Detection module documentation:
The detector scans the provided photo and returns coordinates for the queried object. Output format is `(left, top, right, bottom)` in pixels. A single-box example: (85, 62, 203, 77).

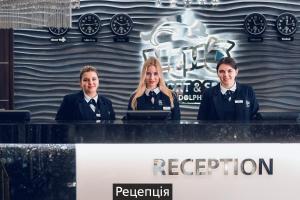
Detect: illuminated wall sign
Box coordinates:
(141, 11, 235, 104)
(77, 144, 300, 200)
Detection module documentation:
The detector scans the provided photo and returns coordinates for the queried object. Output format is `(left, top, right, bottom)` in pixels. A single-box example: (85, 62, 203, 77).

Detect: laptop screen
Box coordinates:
(126, 110, 171, 120)
(0, 110, 31, 123)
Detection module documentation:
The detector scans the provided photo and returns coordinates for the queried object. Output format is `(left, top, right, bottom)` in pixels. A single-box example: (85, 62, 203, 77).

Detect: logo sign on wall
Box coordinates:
(141, 11, 235, 104)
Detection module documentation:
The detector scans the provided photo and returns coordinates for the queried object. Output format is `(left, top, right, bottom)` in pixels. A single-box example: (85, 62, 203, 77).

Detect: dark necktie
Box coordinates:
(88, 99, 98, 112)
(88, 99, 101, 120)
(225, 90, 232, 102)
(149, 91, 156, 104)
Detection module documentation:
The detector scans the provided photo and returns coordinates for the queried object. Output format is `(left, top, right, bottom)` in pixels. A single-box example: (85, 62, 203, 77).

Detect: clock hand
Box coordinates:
(115, 21, 128, 26)
(253, 19, 258, 25)
(254, 20, 264, 26)
(285, 19, 289, 25)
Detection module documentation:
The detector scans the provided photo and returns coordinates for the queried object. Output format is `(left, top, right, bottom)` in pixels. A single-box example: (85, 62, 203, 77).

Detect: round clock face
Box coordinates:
(244, 13, 267, 36)
(48, 27, 69, 36)
(110, 14, 133, 36)
(78, 13, 101, 36)
(276, 13, 297, 36)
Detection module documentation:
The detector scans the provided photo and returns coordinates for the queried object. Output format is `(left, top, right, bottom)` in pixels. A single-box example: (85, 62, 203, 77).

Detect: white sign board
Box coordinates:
(76, 144, 300, 200)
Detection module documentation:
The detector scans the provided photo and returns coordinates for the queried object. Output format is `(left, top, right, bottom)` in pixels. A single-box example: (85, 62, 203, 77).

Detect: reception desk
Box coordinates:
(0, 120, 300, 200)
(0, 119, 300, 143)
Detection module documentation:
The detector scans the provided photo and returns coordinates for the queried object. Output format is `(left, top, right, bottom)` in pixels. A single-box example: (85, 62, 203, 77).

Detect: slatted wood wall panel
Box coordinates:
(13, 0, 300, 120)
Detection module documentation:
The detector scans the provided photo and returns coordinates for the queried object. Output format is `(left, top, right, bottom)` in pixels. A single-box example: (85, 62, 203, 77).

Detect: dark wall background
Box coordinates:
(13, 0, 300, 120)
(0, 29, 13, 110)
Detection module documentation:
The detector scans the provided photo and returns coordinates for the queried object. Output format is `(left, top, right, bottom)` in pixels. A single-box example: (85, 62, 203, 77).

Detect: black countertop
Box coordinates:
(0, 119, 299, 200)
(0, 120, 300, 143)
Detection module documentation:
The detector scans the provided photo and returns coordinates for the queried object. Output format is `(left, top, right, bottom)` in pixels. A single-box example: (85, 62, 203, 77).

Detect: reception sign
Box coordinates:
(76, 144, 300, 200)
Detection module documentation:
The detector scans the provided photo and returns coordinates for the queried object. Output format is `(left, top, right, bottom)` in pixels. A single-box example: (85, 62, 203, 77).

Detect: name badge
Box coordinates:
(246, 100, 250, 108)
(158, 100, 163, 106)
(163, 106, 171, 111)
(235, 100, 243, 104)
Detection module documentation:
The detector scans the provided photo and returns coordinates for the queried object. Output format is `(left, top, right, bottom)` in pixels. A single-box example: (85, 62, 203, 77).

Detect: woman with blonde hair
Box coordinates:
(128, 57, 180, 120)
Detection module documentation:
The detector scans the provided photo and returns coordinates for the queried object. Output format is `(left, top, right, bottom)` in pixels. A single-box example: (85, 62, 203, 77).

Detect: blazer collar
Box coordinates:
(83, 92, 98, 104)
(220, 82, 237, 95)
(145, 87, 160, 96)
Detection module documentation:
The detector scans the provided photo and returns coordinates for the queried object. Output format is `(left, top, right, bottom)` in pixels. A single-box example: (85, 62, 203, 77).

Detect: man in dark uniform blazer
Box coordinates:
(56, 65, 115, 121)
(197, 57, 259, 121)
(56, 90, 115, 121)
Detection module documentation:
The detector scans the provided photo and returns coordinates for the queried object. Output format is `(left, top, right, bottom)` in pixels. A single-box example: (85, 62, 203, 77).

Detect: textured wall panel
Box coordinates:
(14, 0, 300, 120)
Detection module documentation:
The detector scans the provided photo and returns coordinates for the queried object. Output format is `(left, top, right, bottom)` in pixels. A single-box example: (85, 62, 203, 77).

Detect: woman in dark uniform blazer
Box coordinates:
(197, 57, 259, 121)
(128, 57, 180, 120)
(56, 65, 115, 121)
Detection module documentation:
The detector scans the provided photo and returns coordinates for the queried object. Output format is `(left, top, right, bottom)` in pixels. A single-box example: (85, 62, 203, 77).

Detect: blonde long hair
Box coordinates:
(131, 57, 174, 110)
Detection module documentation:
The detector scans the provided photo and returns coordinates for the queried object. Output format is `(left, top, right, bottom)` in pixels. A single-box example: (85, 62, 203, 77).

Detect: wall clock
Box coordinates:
(78, 13, 101, 36)
(276, 13, 297, 36)
(110, 14, 133, 36)
(244, 13, 267, 36)
(48, 27, 69, 36)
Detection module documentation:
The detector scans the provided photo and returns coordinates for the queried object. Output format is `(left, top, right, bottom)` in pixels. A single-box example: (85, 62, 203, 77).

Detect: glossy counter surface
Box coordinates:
(0, 120, 299, 143)
(1, 119, 300, 200)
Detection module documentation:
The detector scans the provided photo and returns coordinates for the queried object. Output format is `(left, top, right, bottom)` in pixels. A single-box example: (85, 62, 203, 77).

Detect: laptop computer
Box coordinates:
(126, 110, 171, 120)
(0, 110, 31, 123)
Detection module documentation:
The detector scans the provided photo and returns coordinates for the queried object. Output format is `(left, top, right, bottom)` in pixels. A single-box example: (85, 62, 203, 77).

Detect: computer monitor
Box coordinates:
(259, 112, 300, 121)
(0, 110, 31, 123)
(126, 110, 171, 120)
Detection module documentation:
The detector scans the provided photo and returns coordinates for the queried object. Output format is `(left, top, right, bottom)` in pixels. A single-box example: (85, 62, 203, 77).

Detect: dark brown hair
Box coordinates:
(216, 57, 237, 71)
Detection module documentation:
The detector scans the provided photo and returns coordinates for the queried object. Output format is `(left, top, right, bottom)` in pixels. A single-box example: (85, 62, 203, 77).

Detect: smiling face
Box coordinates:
(80, 71, 99, 97)
(145, 65, 160, 90)
(217, 63, 238, 89)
